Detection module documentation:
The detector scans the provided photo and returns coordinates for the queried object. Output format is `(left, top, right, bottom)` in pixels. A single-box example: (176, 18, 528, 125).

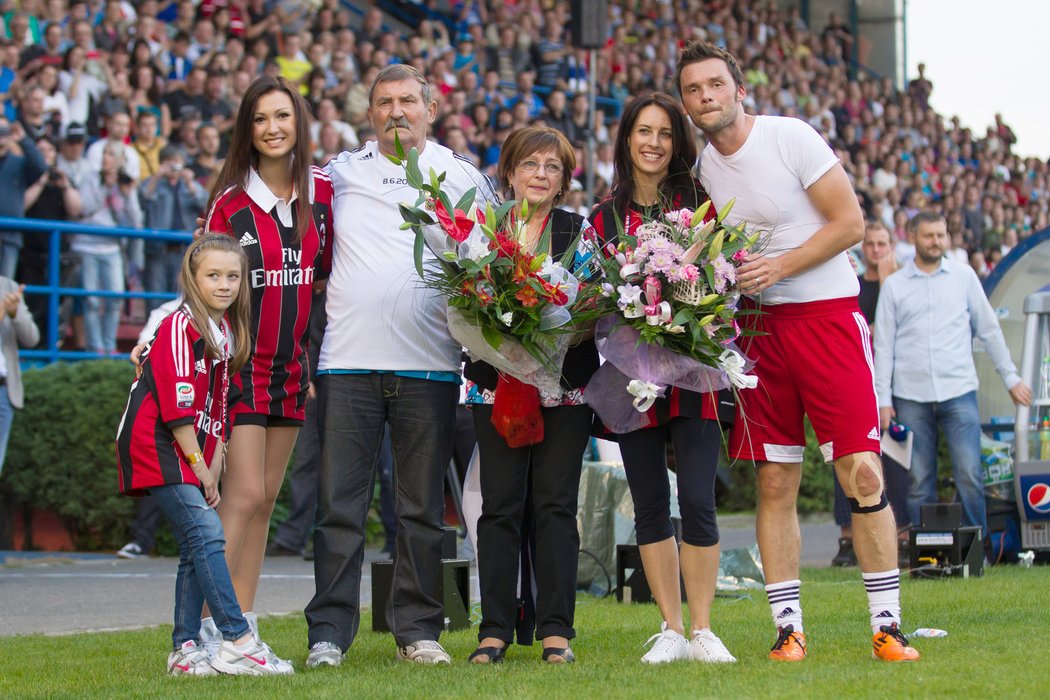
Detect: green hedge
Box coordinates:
(2, 360, 138, 549)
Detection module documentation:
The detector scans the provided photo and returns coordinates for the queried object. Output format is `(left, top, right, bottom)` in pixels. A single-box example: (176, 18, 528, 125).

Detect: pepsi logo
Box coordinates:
(1027, 482, 1050, 514)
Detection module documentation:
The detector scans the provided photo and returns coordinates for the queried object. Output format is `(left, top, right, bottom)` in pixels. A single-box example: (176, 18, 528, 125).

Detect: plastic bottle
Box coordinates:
(1041, 416, 1050, 460)
(1041, 356, 1050, 401)
(909, 628, 948, 638)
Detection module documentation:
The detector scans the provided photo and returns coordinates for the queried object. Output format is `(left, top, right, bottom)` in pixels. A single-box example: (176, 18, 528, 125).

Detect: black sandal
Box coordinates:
(469, 646, 506, 664)
(541, 647, 575, 664)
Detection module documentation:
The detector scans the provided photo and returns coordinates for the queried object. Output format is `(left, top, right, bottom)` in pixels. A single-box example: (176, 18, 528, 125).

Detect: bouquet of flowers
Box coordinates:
(585, 199, 761, 433)
(388, 135, 601, 445)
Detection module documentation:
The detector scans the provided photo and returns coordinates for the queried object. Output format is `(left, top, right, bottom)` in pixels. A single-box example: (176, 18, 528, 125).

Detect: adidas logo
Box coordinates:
(875, 610, 895, 619)
(360, 151, 374, 161)
(868, 426, 880, 440)
(239, 231, 258, 247)
(775, 607, 795, 620)
(195, 359, 208, 374)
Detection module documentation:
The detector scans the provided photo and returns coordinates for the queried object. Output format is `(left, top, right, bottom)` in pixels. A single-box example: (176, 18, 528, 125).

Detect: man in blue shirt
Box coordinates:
(0, 118, 47, 278)
(874, 210, 1032, 533)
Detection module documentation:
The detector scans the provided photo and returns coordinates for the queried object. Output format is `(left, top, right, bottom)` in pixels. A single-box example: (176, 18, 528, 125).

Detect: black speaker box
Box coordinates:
(570, 0, 608, 49)
(371, 558, 470, 632)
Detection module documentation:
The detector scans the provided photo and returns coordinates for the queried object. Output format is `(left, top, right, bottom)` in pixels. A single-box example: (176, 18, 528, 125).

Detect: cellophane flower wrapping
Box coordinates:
(585, 199, 761, 428)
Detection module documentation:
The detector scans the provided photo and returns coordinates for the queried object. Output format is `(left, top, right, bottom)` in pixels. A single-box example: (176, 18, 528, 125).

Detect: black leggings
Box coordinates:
(618, 417, 722, 547)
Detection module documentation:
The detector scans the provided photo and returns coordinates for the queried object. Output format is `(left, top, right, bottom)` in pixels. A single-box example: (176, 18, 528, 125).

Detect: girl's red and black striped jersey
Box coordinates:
(116, 309, 230, 496)
(589, 187, 735, 429)
(205, 166, 334, 420)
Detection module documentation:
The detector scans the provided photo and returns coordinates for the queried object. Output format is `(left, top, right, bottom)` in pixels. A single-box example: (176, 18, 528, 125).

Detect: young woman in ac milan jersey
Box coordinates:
(589, 93, 735, 665)
(116, 234, 290, 676)
(197, 75, 333, 664)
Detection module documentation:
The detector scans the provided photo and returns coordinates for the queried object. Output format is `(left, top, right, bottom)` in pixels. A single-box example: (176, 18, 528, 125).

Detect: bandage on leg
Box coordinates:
(843, 452, 888, 513)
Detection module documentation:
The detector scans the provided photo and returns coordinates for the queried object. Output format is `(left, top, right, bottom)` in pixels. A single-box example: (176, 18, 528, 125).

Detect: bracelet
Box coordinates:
(185, 450, 204, 466)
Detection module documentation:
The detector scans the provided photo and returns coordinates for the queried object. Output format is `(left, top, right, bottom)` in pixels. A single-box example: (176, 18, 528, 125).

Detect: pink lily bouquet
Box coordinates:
(585, 199, 762, 433)
(388, 135, 601, 397)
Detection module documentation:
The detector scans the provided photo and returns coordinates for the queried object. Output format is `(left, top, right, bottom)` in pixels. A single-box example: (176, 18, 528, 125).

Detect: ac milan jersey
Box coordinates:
(116, 309, 230, 496)
(205, 166, 334, 419)
(589, 191, 733, 428)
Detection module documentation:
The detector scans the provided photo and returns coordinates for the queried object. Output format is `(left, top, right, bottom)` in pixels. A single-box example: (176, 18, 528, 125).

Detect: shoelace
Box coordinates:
(771, 625, 801, 651)
(878, 624, 911, 647)
(643, 629, 681, 653)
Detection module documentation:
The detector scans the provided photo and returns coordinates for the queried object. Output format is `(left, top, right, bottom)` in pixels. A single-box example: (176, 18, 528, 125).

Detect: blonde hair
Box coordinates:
(177, 234, 252, 373)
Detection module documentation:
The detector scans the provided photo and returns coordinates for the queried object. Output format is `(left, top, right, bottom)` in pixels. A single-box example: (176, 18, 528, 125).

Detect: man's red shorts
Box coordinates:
(728, 296, 881, 464)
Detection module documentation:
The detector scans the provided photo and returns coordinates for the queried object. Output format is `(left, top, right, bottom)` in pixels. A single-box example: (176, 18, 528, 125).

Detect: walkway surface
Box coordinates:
(0, 516, 839, 637)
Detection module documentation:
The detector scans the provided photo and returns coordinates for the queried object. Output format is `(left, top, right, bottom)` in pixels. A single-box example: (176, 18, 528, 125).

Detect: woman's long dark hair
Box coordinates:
(610, 92, 698, 216)
(206, 75, 313, 241)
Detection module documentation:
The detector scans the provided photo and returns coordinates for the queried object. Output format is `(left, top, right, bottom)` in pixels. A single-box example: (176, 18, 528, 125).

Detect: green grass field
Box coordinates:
(1, 566, 1046, 699)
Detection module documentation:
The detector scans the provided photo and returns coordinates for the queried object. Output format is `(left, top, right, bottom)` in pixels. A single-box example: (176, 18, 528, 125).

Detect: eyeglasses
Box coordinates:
(518, 160, 564, 174)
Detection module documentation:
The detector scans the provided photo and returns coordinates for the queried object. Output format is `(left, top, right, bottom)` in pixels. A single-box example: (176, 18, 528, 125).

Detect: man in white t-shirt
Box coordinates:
(678, 41, 919, 663)
(304, 64, 498, 669)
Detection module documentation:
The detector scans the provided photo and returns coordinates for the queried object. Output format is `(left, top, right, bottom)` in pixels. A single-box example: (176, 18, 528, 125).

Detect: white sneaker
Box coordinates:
(198, 617, 221, 659)
(117, 542, 145, 559)
(397, 640, 451, 664)
(689, 628, 737, 663)
(306, 641, 344, 668)
(167, 640, 217, 676)
(244, 612, 295, 673)
(210, 638, 295, 676)
(641, 622, 690, 664)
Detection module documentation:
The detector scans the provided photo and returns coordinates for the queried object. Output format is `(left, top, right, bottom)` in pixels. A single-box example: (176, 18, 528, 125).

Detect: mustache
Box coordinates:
(384, 117, 411, 131)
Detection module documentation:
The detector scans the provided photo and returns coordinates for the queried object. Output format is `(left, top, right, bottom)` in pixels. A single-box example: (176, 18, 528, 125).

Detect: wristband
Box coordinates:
(185, 450, 204, 466)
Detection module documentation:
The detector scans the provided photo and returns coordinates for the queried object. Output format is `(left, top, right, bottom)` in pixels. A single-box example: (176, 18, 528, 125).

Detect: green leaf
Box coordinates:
(454, 187, 477, 215)
(480, 324, 503, 350)
(404, 147, 421, 188)
(413, 228, 426, 278)
(394, 130, 405, 161)
(385, 153, 403, 166)
(671, 309, 694, 326)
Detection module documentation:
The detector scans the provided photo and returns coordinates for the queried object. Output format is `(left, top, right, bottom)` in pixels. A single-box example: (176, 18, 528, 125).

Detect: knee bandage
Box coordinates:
(845, 452, 888, 514)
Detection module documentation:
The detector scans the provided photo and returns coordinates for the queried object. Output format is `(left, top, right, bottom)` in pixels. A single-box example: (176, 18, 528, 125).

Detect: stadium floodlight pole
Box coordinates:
(585, 47, 596, 208)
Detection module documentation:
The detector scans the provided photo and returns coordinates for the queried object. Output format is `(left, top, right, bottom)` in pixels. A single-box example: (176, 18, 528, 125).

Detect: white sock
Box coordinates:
(199, 616, 220, 641)
(243, 611, 258, 640)
(765, 579, 803, 632)
(862, 569, 902, 633)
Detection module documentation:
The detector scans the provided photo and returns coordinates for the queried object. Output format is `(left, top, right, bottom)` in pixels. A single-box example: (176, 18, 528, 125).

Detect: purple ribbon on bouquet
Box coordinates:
(585, 316, 749, 434)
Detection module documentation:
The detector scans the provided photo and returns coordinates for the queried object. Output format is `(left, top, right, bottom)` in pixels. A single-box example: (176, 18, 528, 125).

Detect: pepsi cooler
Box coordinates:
(1012, 291, 1050, 550)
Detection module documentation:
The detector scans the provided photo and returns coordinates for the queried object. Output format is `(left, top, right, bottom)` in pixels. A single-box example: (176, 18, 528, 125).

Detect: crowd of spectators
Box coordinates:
(1, 0, 1047, 350)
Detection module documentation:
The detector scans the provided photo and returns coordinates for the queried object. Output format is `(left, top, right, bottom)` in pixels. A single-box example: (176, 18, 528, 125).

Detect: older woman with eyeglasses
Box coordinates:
(464, 126, 599, 665)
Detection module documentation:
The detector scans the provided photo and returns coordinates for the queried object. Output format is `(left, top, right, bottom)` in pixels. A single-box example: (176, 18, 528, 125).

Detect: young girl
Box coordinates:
(116, 235, 291, 676)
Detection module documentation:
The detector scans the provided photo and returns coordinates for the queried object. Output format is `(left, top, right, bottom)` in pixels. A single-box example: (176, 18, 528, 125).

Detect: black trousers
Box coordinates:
(472, 403, 592, 644)
(306, 374, 458, 649)
(618, 417, 722, 548)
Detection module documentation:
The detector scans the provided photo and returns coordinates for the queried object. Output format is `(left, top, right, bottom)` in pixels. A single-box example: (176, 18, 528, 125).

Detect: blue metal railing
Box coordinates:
(0, 216, 192, 364)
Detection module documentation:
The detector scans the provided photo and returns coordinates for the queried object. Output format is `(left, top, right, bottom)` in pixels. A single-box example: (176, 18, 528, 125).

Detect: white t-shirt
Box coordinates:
(319, 140, 498, 373)
(699, 115, 859, 304)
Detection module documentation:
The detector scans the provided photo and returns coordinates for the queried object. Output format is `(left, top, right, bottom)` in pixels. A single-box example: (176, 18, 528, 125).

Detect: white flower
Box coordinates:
(617, 283, 643, 309)
(600, 282, 615, 297)
(500, 312, 514, 326)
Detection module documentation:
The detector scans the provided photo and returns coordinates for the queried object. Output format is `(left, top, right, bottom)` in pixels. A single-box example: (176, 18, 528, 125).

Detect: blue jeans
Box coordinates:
(305, 373, 458, 650)
(80, 249, 125, 354)
(0, 385, 13, 478)
(895, 391, 985, 532)
(149, 483, 250, 650)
